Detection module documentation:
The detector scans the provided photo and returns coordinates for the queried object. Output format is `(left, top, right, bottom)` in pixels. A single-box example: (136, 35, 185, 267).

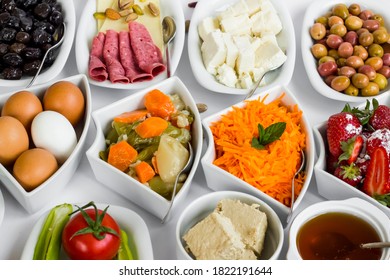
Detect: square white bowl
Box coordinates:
(301, 0, 390, 103)
(21, 203, 153, 260)
(75, 0, 185, 90)
(176, 191, 284, 260)
(0, 74, 92, 214)
(201, 84, 315, 223)
(313, 95, 390, 218)
(86, 76, 203, 220)
(187, 0, 296, 95)
(0, 0, 76, 88)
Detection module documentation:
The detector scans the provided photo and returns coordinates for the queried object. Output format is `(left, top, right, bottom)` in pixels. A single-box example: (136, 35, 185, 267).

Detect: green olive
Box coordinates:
(328, 15, 344, 27)
(353, 45, 368, 60)
(330, 23, 347, 37)
(315, 16, 328, 27)
(318, 55, 336, 64)
(361, 82, 380, 96)
(332, 4, 349, 20)
(368, 44, 384, 58)
(344, 84, 359, 96)
(345, 16, 363, 31)
(346, 55, 364, 69)
(348, 4, 361, 16)
(328, 49, 340, 60)
(373, 73, 388, 90)
(311, 43, 328, 59)
(337, 57, 347, 67)
(310, 22, 327, 40)
(351, 73, 369, 88)
(359, 32, 374, 47)
(373, 29, 390, 44)
(331, 75, 351, 92)
(365, 57, 384, 71)
(372, 14, 385, 26)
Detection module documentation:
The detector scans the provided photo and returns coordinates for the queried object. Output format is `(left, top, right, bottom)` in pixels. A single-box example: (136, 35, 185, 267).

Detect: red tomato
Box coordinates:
(62, 208, 121, 260)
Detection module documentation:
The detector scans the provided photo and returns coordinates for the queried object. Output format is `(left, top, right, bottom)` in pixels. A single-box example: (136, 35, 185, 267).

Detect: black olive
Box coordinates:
(23, 46, 41, 60)
(11, 7, 26, 19)
(21, 0, 38, 10)
(0, 12, 10, 27)
(20, 16, 33, 32)
(9, 42, 25, 54)
(5, 15, 20, 29)
(41, 0, 56, 5)
(49, 10, 62, 26)
(15, 31, 30, 43)
(1, 0, 16, 12)
(2, 52, 23, 67)
(51, 3, 61, 13)
(34, 3, 51, 19)
(34, 20, 54, 34)
(0, 27, 16, 42)
(32, 28, 51, 45)
(0, 43, 9, 56)
(2, 67, 22, 79)
(22, 59, 40, 75)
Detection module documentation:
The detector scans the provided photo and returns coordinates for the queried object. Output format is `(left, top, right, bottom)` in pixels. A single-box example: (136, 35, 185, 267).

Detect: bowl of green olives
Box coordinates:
(302, 0, 390, 102)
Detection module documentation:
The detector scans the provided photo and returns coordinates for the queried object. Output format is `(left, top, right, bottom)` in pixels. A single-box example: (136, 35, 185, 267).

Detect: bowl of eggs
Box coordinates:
(302, 0, 390, 103)
(0, 74, 91, 213)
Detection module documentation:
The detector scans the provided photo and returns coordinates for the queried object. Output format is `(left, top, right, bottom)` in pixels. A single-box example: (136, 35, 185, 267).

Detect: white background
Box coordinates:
(0, 0, 364, 260)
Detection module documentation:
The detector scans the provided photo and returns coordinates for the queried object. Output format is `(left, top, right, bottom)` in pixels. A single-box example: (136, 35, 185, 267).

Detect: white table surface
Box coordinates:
(0, 0, 352, 260)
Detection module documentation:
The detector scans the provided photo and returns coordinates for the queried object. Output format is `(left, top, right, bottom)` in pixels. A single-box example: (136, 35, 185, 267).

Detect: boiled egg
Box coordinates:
(31, 111, 77, 164)
(0, 116, 29, 166)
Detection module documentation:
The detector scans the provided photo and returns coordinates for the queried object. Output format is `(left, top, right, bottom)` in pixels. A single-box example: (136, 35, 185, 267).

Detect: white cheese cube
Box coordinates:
(253, 36, 287, 70)
(198, 17, 220, 41)
(251, 67, 266, 82)
(245, 0, 262, 16)
(233, 35, 255, 76)
(217, 6, 236, 21)
(222, 33, 239, 68)
(201, 30, 227, 75)
(238, 72, 253, 89)
(250, 9, 282, 36)
(260, 0, 278, 14)
(220, 14, 252, 36)
(216, 64, 238, 88)
(232, 0, 249, 16)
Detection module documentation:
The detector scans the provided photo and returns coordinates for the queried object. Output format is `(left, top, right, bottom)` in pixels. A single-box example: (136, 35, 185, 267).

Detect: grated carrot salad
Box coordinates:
(210, 93, 306, 207)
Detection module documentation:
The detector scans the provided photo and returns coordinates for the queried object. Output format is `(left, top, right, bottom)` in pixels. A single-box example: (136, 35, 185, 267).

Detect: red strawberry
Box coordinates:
(326, 153, 339, 174)
(366, 128, 390, 157)
(355, 155, 370, 178)
(338, 135, 364, 164)
(362, 146, 390, 197)
(334, 163, 362, 187)
(327, 112, 362, 157)
(369, 105, 390, 130)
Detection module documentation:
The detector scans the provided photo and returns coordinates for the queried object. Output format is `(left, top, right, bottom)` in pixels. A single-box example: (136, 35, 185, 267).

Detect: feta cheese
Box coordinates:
(201, 30, 227, 75)
(217, 0, 249, 21)
(234, 35, 255, 76)
(198, 17, 220, 41)
(245, 0, 263, 16)
(238, 72, 253, 89)
(250, 9, 282, 36)
(253, 36, 287, 70)
(222, 33, 239, 68)
(220, 14, 252, 36)
(216, 64, 238, 88)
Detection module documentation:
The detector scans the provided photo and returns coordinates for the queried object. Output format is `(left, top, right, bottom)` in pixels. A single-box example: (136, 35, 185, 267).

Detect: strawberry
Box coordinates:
(369, 105, 390, 130)
(366, 128, 390, 157)
(333, 163, 362, 187)
(338, 135, 364, 164)
(326, 153, 339, 174)
(327, 112, 362, 157)
(362, 146, 390, 197)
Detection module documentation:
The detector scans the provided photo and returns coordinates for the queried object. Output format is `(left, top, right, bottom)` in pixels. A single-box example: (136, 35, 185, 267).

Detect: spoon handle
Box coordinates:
(361, 242, 390, 249)
(26, 50, 50, 88)
(244, 72, 264, 100)
(165, 43, 171, 78)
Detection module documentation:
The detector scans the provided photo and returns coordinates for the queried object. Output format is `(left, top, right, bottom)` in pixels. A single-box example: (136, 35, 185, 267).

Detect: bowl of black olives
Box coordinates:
(302, 1, 390, 103)
(0, 0, 75, 87)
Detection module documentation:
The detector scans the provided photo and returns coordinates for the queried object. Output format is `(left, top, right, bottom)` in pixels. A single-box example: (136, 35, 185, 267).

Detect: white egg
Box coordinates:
(31, 111, 77, 164)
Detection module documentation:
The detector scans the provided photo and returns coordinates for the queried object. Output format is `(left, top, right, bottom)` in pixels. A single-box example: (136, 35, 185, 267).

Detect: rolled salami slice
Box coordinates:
(119, 31, 153, 83)
(103, 30, 129, 84)
(88, 32, 108, 82)
(129, 21, 166, 77)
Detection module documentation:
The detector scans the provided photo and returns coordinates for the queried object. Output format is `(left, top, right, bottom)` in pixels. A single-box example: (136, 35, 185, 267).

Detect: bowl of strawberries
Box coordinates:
(314, 97, 390, 217)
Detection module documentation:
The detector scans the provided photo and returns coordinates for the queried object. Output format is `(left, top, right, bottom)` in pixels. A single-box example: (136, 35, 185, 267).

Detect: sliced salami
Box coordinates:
(129, 21, 166, 77)
(88, 32, 108, 82)
(118, 31, 153, 83)
(103, 30, 129, 84)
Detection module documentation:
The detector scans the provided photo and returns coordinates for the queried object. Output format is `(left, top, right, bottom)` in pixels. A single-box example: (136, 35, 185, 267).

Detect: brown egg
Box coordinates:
(0, 116, 29, 166)
(43, 81, 85, 126)
(13, 148, 58, 192)
(1, 90, 43, 131)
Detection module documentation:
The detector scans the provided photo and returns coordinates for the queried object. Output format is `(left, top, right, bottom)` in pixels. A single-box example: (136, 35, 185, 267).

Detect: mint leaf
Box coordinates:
(251, 122, 286, 150)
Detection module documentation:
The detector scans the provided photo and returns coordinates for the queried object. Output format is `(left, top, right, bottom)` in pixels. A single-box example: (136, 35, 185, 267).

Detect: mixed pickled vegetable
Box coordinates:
(99, 89, 194, 200)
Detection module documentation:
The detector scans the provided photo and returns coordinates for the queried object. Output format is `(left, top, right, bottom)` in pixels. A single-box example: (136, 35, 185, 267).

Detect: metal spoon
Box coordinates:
(162, 16, 176, 78)
(244, 61, 286, 100)
(26, 22, 66, 88)
(161, 143, 194, 224)
(360, 242, 390, 249)
(286, 149, 305, 224)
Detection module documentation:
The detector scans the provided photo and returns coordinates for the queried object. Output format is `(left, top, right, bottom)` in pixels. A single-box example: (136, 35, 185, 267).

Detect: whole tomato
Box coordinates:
(62, 202, 121, 260)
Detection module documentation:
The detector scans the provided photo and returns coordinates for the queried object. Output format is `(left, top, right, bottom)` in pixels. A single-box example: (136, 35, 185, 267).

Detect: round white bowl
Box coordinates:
(287, 198, 390, 260)
(176, 191, 284, 260)
(301, 0, 390, 103)
(0, 74, 92, 214)
(188, 0, 295, 95)
(0, 0, 76, 88)
(86, 76, 202, 221)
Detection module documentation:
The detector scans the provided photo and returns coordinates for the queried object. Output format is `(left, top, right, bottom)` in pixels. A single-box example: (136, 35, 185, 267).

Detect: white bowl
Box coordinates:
(0, 74, 92, 214)
(287, 198, 390, 260)
(75, 0, 185, 90)
(20, 202, 153, 260)
(201, 85, 315, 223)
(0, 0, 76, 88)
(86, 76, 202, 220)
(188, 0, 295, 95)
(313, 95, 390, 218)
(176, 191, 284, 260)
(301, 0, 390, 103)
